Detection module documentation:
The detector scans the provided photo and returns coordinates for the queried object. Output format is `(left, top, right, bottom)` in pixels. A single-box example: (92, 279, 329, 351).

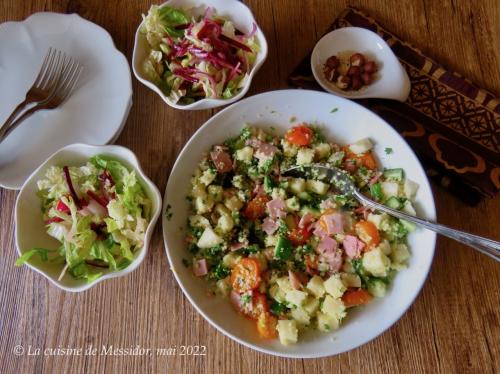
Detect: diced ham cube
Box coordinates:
(262, 217, 279, 235)
(210, 146, 233, 173)
(343, 235, 365, 259)
(321, 250, 343, 273)
(288, 270, 303, 290)
(316, 236, 338, 254)
(266, 198, 286, 219)
(298, 212, 315, 229)
(321, 213, 344, 235)
(193, 258, 209, 276)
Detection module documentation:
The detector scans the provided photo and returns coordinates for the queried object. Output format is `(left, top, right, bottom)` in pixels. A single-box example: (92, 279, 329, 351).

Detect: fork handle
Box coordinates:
(0, 99, 31, 141)
(0, 103, 45, 143)
(356, 192, 500, 262)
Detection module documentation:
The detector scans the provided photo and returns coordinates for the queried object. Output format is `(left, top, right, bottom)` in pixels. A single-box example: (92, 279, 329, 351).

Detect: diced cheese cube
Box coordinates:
(194, 196, 214, 214)
(314, 143, 331, 160)
(199, 169, 216, 186)
(302, 297, 320, 315)
(317, 312, 339, 332)
(306, 275, 325, 298)
(235, 146, 254, 163)
(285, 196, 300, 211)
(269, 284, 286, 303)
(277, 320, 298, 345)
(340, 273, 362, 288)
(276, 277, 293, 293)
(288, 178, 306, 194)
(290, 307, 310, 326)
(281, 139, 299, 157)
(367, 213, 389, 230)
(363, 247, 391, 277)
(222, 253, 241, 268)
(321, 295, 346, 321)
(391, 243, 410, 265)
(197, 227, 222, 248)
(191, 182, 207, 199)
(224, 196, 243, 212)
(323, 274, 347, 299)
(378, 239, 392, 255)
(217, 214, 234, 233)
(249, 252, 268, 272)
(404, 178, 419, 199)
(381, 181, 399, 198)
(402, 201, 417, 216)
(285, 290, 308, 307)
(207, 185, 223, 202)
(349, 138, 373, 154)
(189, 215, 211, 229)
(216, 278, 231, 296)
(306, 180, 329, 195)
(296, 148, 315, 165)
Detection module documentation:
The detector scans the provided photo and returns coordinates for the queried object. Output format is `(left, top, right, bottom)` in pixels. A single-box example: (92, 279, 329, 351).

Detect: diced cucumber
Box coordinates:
(400, 219, 416, 232)
(383, 168, 404, 181)
(300, 205, 321, 218)
(367, 279, 387, 297)
(275, 236, 293, 260)
(385, 196, 402, 209)
(298, 191, 312, 202)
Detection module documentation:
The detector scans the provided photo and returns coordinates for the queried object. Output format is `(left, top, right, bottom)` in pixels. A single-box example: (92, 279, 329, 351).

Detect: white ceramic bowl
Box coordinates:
(0, 12, 133, 189)
(15, 144, 162, 292)
(132, 0, 268, 110)
(311, 27, 411, 101)
(163, 90, 436, 358)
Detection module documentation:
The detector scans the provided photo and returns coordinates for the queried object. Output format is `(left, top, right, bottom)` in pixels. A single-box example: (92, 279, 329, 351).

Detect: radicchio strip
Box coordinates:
(86, 190, 108, 208)
(63, 166, 81, 209)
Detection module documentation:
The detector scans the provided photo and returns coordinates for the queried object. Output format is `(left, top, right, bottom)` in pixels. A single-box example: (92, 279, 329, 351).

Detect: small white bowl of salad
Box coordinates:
(163, 90, 437, 357)
(132, 0, 268, 110)
(14, 144, 162, 292)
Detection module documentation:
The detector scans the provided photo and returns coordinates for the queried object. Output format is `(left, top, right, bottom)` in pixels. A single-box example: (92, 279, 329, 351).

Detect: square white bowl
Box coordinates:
(132, 0, 268, 110)
(15, 144, 162, 292)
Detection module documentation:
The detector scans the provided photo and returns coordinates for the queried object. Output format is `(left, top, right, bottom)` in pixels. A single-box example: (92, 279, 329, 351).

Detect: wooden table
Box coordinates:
(1, 1, 498, 373)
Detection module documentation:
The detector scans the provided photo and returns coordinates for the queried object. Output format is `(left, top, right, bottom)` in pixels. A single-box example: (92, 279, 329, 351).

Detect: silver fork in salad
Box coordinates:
(283, 164, 500, 262)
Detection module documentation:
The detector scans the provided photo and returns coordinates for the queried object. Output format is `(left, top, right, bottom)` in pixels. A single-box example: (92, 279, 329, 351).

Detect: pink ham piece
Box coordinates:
(230, 290, 242, 310)
(316, 236, 338, 254)
(246, 138, 278, 160)
(210, 146, 233, 173)
(288, 270, 303, 290)
(313, 222, 329, 239)
(262, 217, 279, 235)
(193, 259, 209, 276)
(355, 206, 372, 220)
(266, 198, 286, 219)
(321, 250, 343, 273)
(321, 213, 344, 235)
(343, 235, 365, 259)
(298, 212, 315, 229)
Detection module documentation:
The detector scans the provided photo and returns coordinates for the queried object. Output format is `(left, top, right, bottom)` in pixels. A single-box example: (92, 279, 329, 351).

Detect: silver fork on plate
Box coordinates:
(0, 48, 83, 143)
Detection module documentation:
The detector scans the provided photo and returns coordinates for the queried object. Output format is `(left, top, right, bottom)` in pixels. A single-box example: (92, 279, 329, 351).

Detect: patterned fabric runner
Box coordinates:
(288, 7, 499, 205)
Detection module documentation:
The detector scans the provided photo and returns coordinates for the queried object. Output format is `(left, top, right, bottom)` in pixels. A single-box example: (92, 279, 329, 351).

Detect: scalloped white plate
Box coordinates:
(163, 90, 436, 358)
(0, 12, 132, 189)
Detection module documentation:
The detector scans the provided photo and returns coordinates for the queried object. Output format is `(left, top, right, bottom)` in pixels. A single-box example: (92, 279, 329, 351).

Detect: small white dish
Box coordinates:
(0, 12, 133, 190)
(15, 144, 162, 292)
(132, 0, 268, 110)
(311, 27, 411, 101)
(163, 89, 436, 358)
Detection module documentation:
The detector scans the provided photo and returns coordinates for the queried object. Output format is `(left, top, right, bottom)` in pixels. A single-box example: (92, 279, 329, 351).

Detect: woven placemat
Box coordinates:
(288, 7, 499, 206)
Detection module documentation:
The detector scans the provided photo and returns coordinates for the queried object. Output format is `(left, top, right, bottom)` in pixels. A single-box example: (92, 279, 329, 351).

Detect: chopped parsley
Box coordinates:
(384, 147, 393, 155)
(330, 107, 338, 113)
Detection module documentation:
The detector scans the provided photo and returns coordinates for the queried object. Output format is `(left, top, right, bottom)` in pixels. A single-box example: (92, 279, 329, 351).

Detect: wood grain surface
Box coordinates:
(1, 1, 499, 373)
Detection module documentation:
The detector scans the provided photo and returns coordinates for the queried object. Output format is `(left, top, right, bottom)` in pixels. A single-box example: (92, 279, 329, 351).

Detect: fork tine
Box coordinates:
(40, 49, 63, 90)
(60, 65, 83, 102)
(52, 58, 78, 98)
(58, 61, 80, 101)
(32, 47, 53, 87)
